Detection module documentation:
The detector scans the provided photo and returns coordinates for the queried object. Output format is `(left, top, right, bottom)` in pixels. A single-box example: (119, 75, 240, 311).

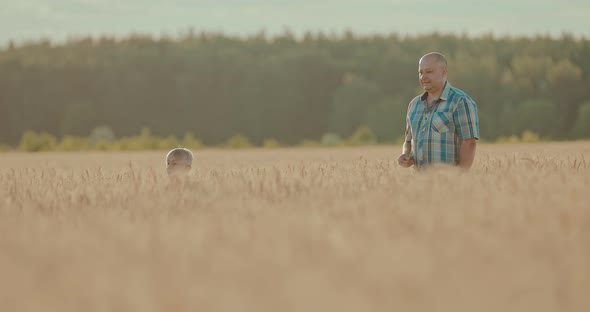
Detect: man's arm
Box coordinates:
(454, 97, 479, 169)
(403, 111, 413, 156)
(458, 138, 476, 169)
(402, 140, 412, 155)
(398, 140, 414, 167)
(398, 112, 415, 168)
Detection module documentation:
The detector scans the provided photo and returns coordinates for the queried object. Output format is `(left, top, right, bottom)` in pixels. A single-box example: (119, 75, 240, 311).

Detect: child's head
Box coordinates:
(166, 148, 193, 175)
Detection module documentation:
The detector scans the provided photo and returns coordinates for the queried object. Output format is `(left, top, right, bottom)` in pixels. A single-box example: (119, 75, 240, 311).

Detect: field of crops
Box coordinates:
(1, 142, 589, 311)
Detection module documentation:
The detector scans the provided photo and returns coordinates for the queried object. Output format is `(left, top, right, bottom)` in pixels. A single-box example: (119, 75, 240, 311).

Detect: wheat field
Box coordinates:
(0, 142, 589, 312)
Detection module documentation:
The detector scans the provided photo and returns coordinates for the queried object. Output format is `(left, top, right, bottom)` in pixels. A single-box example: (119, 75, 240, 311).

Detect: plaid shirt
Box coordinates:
(405, 82, 479, 167)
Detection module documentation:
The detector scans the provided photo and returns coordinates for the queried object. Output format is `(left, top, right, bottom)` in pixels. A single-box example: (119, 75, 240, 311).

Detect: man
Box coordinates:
(398, 52, 479, 169)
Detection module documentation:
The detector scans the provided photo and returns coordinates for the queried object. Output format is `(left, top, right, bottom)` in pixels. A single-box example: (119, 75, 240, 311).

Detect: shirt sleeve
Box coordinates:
(453, 97, 479, 140)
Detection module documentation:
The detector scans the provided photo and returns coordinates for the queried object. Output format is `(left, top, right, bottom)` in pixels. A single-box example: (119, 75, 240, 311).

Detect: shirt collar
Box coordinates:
(420, 81, 451, 102)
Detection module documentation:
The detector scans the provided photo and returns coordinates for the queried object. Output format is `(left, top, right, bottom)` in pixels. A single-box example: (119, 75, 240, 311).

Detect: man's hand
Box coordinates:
(398, 154, 415, 168)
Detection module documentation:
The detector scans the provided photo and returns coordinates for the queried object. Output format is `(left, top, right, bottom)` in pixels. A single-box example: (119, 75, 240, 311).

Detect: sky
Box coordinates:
(1, 0, 589, 45)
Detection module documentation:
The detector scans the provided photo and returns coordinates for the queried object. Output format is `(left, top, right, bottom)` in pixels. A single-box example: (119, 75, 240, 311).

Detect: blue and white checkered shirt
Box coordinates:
(405, 82, 479, 167)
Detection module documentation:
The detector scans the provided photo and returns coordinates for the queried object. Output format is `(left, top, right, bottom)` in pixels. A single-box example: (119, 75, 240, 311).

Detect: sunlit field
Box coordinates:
(1, 142, 589, 312)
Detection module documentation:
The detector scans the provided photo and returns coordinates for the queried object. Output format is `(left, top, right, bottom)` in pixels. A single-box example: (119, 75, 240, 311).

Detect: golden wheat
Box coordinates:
(0, 142, 589, 312)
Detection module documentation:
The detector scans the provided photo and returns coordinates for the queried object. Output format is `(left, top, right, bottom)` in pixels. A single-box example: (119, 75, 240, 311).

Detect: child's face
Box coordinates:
(167, 160, 191, 175)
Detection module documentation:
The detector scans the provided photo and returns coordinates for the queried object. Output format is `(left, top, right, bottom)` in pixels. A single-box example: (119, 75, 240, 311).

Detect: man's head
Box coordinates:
(418, 52, 448, 94)
(166, 148, 193, 175)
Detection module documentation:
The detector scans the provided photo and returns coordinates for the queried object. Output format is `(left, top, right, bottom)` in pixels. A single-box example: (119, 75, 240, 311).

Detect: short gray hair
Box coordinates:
(421, 52, 447, 68)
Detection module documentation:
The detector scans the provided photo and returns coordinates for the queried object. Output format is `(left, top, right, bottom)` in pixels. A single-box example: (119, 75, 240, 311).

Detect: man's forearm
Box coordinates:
(459, 138, 477, 169)
(402, 141, 412, 155)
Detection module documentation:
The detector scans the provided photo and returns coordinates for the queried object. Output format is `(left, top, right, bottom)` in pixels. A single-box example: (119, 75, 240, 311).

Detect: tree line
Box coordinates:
(1, 31, 589, 148)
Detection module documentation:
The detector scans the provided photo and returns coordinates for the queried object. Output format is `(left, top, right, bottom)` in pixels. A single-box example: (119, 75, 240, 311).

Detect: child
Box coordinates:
(166, 148, 193, 175)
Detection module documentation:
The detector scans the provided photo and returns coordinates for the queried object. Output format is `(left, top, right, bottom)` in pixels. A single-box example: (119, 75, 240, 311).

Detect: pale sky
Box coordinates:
(1, 0, 589, 46)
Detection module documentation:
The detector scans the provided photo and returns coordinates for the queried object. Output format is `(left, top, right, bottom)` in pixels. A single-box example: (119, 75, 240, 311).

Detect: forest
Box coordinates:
(1, 31, 589, 149)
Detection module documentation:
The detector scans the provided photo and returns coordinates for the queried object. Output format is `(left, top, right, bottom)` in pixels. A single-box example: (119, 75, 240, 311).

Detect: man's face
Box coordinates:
(419, 57, 447, 93)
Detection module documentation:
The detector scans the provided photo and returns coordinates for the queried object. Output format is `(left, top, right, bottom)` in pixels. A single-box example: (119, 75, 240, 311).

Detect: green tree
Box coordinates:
(89, 126, 116, 146)
(263, 138, 281, 149)
(18, 131, 57, 152)
(546, 59, 585, 136)
(365, 96, 407, 142)
(60, 100, 99, 137)
(573, 102, 590, 139)
(224, 134, 253, 149)
(181, 132, 203, 150)
(330, 75, 382, 138)
(509, 55, 553, 96)
(347, 126, 377, 146)
(58, 136, 90, 151)
(512, 99, 557, 138)
(158, 135, 179, 150)
(320, 133, 343, 146)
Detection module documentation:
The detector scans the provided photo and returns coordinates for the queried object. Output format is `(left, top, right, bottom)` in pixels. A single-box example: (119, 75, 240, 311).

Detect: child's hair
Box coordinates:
(166, 148, 193, 173)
